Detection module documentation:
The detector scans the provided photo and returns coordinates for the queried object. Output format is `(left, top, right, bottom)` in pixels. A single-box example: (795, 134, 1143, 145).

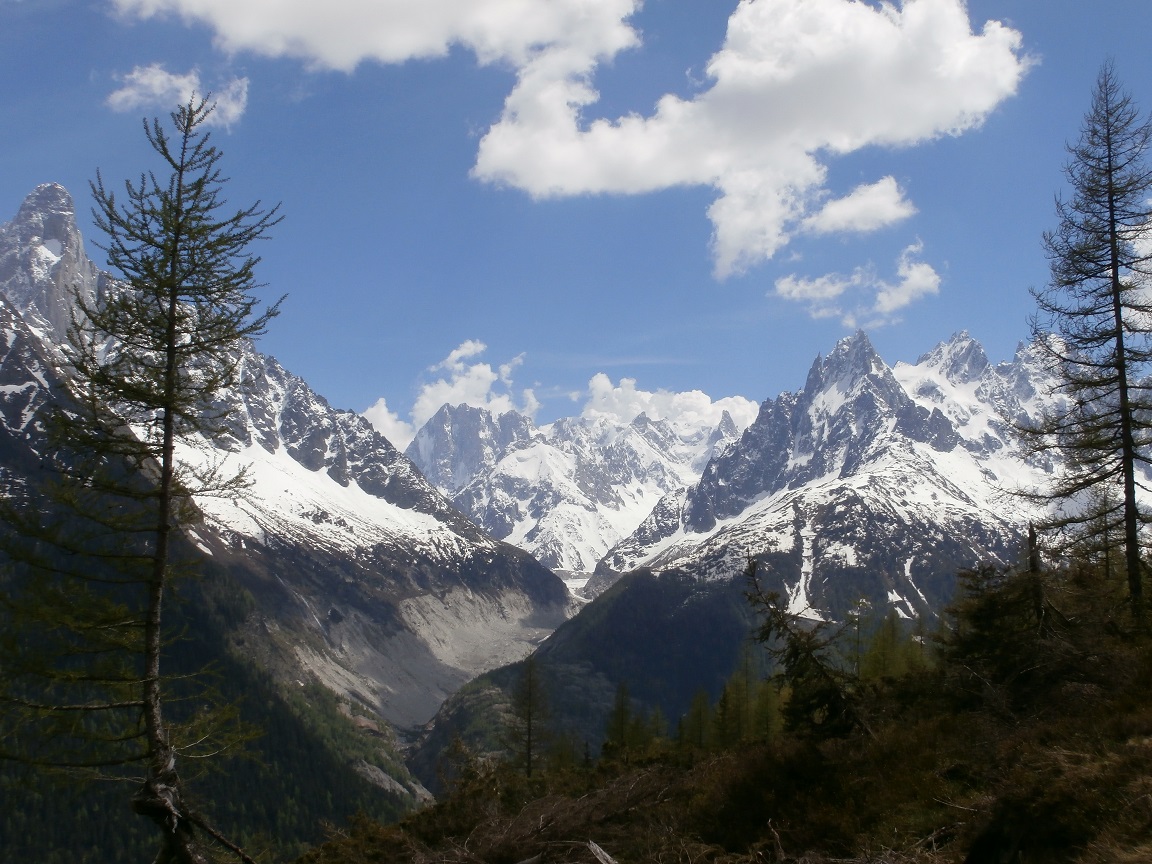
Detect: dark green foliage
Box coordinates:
(936, 559, 1126, 717)
(0, 557, 409, 863)
(503, 654, 548, 778)
(600, 681, 669, 762)
(674, 664, 784, 755)
(745, 559, 860, 738)
(678, 688, 713, 751)
(0, 464, 155, 769)
(859, 610, 930, 682)
(535, 568, 756, 724)
(300, 548, 1152, 864)
(709, 657, 770, 749)
(602, 681, 632, 757)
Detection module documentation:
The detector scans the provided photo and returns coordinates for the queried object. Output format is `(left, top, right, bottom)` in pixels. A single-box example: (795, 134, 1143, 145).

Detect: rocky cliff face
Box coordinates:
(406, 403, 743, 574)
(0, 184, 572, 731)
(591, 331, 1060, 619)
(0, 183, 106, 344)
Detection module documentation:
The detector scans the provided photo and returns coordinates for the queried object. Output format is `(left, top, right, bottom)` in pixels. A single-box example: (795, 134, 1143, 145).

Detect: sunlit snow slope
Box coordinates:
(594, 331, 1067, 620)
(0, 184, 572, 731)
(406, 403, 745, 576)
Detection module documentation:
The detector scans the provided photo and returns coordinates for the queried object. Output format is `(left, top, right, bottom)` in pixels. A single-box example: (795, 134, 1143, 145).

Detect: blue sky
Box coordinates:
(3, 0, 1152, 446)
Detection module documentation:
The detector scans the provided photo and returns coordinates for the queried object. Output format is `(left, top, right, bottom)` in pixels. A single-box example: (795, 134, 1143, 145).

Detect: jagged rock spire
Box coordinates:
(0, 183, 106, 344)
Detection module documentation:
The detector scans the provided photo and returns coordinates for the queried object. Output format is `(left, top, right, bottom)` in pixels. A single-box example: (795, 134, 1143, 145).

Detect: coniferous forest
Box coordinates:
(298, 557, 1152, 863)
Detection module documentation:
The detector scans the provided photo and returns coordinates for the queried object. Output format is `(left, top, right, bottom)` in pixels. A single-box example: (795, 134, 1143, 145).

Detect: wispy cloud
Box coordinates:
(106, 64, 248, 126)
(774, 241, 941, 327)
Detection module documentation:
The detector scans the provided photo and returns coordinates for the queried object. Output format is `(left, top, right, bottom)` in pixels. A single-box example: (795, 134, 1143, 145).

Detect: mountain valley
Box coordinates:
(0, 181, 1089, 846)
(0, 184, 572, 802)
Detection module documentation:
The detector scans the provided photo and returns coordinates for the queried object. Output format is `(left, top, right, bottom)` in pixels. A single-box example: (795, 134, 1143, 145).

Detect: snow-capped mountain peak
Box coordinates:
(593, 330, 1060, 618)
(912, 330, 991, 385)
(407, 402, 538, 495)
(406, 401, 747, 575)
(0, 183, 105, 345)
(804, 330, 890, 394)
(0, 185, 570, 732)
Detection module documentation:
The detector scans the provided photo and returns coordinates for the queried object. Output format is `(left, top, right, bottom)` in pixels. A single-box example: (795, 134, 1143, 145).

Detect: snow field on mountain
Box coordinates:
(408, 404, 747, 574)
(180, 438, 476, 557)
(892, 340, 1054, 506)
(789, 521, 821, 616)
(592, 332, 1061, 620)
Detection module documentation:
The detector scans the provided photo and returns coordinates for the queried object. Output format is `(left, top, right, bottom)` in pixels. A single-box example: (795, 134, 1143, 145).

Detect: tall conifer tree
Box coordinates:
(1024, 62, 1152, 619)
(1, 96, 280, 863)
(505, 655, 548, 778)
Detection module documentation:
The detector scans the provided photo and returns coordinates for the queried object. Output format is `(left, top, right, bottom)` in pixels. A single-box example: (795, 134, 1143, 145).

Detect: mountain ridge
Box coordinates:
(586, 329, 1057, 619)
(405, 399, 747, 576)
(0, 183, 572, 735)
(406, 330, 1070, 781)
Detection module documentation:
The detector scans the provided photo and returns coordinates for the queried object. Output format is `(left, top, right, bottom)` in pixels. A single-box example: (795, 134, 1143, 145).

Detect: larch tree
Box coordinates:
(602, 681, 634, 759)
(0, 96, 281, 863)
(679, 689, 712, 751)
(1022, 61, 1152, 620)
(505, 654, 549, 778)
(744, 559, 859, 739)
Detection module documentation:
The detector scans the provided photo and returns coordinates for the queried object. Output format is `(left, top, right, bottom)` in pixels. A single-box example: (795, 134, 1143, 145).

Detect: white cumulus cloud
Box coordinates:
(802, 177, 918, 236)
(874, 242, 942, 315)
(774, 241, 941, 326)
(363, 341, 539, 448)
(108, 0, 1029, 275)
(581, 373, 758, 434)
(362, 396, 416, 449)
(473, 0, 1030, 276)
(108, 0, 640, 70)
(106, 64, 249, 126)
